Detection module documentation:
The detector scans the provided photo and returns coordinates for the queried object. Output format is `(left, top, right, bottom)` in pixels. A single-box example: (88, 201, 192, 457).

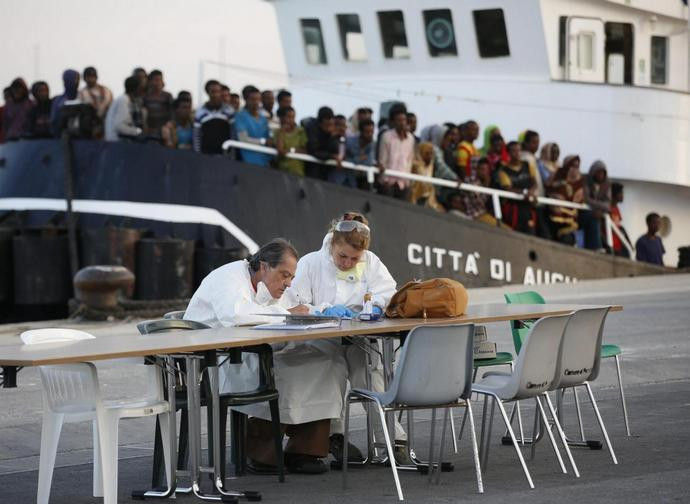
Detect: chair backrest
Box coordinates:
(384, 324, 474, 407)
(504, 290, 546, 353)
(39, 363, 101, 414)
(553, 307, 610, 389)
(21, 328, 102, 413)
(508, 314, 572, 400)
(163, 310, 186, 320)
(137, 318, 210, 334)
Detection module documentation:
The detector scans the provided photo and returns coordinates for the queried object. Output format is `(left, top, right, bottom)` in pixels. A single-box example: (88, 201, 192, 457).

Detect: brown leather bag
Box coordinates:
(385, 278, 469, 318)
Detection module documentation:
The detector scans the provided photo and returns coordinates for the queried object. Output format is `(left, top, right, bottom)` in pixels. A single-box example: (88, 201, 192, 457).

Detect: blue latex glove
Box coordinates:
(323, 305, 355, 318)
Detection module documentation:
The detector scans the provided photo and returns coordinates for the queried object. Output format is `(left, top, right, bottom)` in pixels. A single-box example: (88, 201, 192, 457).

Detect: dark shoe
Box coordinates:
(329, 434, 365, 463)
(246, 459, 280, 475)
(393, 441, 413, 466)
(284, 454, 329, 474)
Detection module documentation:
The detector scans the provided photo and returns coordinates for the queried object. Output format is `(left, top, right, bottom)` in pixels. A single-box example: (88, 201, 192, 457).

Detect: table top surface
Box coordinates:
(0, 303, 621, 366)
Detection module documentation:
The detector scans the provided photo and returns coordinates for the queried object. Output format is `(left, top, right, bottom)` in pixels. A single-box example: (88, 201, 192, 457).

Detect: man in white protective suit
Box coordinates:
(184, 238, 347, 474)
(285, 212, 411, 465)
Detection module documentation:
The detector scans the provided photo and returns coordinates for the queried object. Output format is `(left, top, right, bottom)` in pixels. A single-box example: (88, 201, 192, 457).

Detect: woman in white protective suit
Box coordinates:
(184, 238, 347, 474)
(286, 212, 411, 465)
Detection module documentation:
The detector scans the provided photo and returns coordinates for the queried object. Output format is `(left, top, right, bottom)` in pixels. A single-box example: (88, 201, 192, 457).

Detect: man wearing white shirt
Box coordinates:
(184, 238, 347, 474)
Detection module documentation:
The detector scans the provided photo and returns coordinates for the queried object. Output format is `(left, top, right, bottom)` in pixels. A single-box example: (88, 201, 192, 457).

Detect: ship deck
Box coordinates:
(1, 274, 689, 503)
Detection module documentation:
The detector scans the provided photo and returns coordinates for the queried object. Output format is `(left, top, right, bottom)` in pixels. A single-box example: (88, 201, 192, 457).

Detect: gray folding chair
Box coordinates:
(549, 306, 618, 465)
(342, 324, 482, 501)
(472, 314, 575, 489)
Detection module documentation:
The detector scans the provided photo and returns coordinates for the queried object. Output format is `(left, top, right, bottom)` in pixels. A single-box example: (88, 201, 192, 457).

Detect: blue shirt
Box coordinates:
(635, 235, 665, 266)
(344, 135, 376, 166)
(234, 109, 271, 166)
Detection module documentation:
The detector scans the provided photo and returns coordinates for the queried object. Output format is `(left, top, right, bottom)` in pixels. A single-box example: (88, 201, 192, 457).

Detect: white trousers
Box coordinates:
(317, 339, 407, 441)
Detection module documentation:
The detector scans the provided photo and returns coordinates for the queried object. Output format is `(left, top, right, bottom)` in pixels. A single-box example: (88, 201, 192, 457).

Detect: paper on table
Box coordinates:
(251, 321, 341, 331)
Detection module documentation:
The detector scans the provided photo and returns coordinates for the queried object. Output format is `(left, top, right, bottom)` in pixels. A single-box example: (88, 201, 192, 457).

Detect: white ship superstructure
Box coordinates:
(267, 0, 690, 266)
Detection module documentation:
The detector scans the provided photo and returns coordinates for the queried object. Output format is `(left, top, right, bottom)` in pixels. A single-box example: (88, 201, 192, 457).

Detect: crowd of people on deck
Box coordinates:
(0, 67, 666, 266)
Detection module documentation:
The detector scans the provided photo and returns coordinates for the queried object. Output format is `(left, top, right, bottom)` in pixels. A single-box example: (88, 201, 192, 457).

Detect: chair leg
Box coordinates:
(92, 419, 103, 497)
(494, 396, 534, 489)
(530, 399, 539, 461)
(466, 400, 484, 494)
(573, 387, 586, 442)
(535, 396, 567, 474)
(543, 392, 580, 477)
(37, 412, 64, 504)
(428, 408, 437, 483)
(268, 398, 285, 482)
(375, 400, 403, 501)
(584, 383, 618, 464)
(435, 409, 450, 485)
(449, 408, 458, 454)
(97, 414, 120, 504)
(614, 355, 632, 436)
(342, 394, 352, 489)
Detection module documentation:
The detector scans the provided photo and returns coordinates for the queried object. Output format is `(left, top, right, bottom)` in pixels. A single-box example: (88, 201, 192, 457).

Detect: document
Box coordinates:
(251, 321, 341, 331)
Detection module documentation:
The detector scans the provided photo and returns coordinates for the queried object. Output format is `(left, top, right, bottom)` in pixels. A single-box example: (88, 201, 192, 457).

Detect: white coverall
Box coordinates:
(286, 234, 406, 440)
(184, 259, 347, 424)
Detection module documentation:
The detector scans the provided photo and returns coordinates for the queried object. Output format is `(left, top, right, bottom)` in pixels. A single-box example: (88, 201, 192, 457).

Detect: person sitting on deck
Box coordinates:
(184, 239, 347, 474)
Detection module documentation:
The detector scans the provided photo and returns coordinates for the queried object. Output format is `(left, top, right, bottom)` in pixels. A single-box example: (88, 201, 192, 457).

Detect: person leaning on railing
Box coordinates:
(273, 105, 307, 176)
(495, 141, 538, 234)
(546, 155, 584, 246)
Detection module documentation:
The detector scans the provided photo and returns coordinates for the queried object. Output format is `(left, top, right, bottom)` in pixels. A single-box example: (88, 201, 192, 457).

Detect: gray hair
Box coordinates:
(248, 238, 298, 272)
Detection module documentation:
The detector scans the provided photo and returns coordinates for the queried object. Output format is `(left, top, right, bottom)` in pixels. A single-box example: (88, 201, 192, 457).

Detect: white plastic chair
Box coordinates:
(472, 314, 575, 489)
(549, 306, 618, 465)
(23, 328, 172, 504)
(343, 324, 482, 501)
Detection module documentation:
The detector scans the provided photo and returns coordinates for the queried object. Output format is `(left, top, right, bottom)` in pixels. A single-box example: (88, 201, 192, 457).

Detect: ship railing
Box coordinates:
(222, 140, 635, 259)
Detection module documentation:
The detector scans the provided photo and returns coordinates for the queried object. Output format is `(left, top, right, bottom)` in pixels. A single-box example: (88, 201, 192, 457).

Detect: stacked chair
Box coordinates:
(505, 291, 631, 437)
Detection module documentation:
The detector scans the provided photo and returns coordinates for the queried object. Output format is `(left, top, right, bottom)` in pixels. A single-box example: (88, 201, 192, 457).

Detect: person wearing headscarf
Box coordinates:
(25, 81, 53, 138)
(538, 142, 560, 186)
(409, 142, 445, 212)
(546, 154, 583, 245)
(50, 69, 81, 136)
(579, 160, 611, 250)
(3, 78, 33, 140)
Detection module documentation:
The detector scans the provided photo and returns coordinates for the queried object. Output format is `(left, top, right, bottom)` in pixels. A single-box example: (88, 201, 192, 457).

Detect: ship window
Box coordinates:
(423, 9, 457, 57)
(605, 22, 634, 85)
(300, 18, 328, 65)
(472, 9, 510, 58)
(337, 14, 367, 62)
(651, 36, 668, 84)
(377, 10, 410, 59)
(578, 32, 594, 70)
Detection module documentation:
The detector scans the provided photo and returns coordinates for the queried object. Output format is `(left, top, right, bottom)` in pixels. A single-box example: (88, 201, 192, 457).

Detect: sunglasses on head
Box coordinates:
(334, 219, 370, 236)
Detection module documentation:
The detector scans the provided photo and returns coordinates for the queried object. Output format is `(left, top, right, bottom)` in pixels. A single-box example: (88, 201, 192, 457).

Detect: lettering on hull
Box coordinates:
(407, 243, 577, 285)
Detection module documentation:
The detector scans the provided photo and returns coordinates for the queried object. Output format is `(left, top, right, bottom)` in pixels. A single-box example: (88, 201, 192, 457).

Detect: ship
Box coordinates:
(0, 0, 686, 321)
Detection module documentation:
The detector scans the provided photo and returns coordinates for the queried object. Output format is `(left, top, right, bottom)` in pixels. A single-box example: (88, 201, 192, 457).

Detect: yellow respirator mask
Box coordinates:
(336, 262, 366, 283)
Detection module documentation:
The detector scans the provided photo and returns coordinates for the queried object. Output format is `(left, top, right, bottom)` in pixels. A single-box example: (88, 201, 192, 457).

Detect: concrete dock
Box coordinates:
(1, 274, 689, 503)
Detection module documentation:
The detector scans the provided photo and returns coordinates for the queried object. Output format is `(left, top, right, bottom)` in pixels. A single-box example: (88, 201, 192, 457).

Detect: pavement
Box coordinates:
(0, 273, 689, 503)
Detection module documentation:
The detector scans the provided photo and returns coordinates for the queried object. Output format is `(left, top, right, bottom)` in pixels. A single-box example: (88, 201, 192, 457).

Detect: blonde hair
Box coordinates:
(329, 211, 371, 251)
